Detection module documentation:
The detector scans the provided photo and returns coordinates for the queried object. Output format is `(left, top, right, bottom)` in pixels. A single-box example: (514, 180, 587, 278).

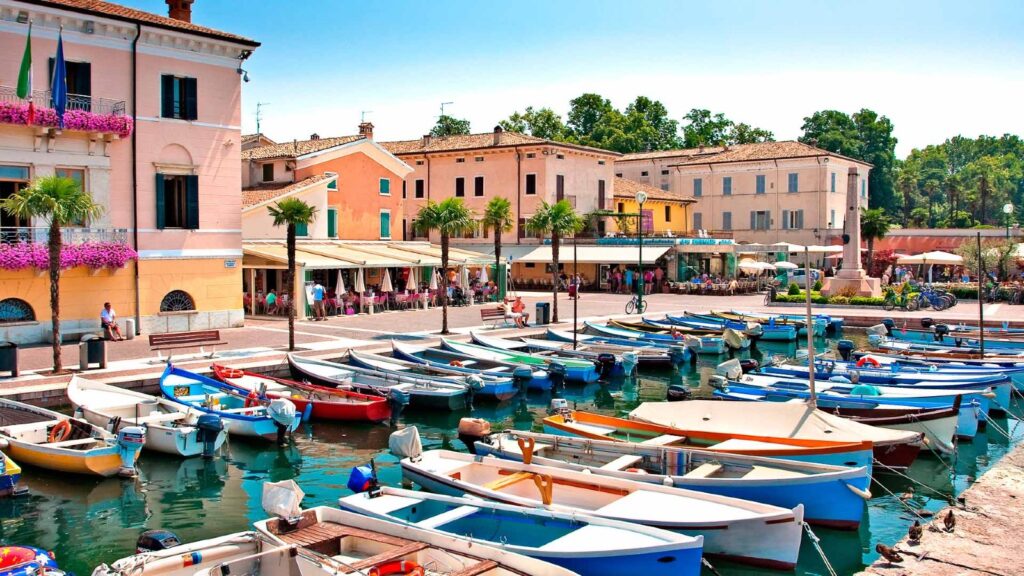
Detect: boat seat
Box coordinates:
(415, 505, 480, 530)
(218, 407, 260, 414)
(134, 412, 189, 425)
(598, 454, 643, 471)
(176, 392, 228, 404)
(640, 434, 685, 446)
(47, 438, 99, 448)
(483, 471, 536, 491)
(566, 422, 616, 437)
(683, 463, 723, 479)
(743, 466, 805, 480)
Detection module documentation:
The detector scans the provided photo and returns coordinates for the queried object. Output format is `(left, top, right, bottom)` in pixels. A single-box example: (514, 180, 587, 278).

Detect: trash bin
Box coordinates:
(79, 335, 107, 370)
(0, 341, 17, 377)
(535, 302, 550, 326)
(124, 318, 136, 341)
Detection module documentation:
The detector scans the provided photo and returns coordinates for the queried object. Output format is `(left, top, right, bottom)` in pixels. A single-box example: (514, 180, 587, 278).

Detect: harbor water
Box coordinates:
(1, 334, 1021, 576)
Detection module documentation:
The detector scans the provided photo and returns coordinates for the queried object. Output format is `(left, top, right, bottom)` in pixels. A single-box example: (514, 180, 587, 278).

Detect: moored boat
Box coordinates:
(0, 545, 62, 576)
(346, 349, 517, 402)
(391, 340, 551, 391)
(0, 452, 23, 497)
(470, 331, 630, 378)
(440, 338, 599, 384)
(543, 329, 689, 367)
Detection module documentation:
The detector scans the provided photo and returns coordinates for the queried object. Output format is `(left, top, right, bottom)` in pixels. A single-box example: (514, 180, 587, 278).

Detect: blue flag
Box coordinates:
(51, 28, 67, 129)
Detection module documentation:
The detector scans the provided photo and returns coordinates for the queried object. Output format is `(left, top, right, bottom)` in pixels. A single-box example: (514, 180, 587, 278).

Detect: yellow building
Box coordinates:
(612, 177, 695, 236)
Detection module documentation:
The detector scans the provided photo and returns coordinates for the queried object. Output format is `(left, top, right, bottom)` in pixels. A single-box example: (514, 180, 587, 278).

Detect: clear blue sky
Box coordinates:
(124, 0, 1023, 156)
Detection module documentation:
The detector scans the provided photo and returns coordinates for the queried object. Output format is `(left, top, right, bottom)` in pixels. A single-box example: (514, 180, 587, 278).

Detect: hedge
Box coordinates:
(772, 291, 886, 306)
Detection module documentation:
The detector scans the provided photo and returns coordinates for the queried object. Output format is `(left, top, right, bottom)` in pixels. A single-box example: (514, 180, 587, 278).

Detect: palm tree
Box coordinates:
(860, 207, 892, 276)
(414, 198, 476, 334)
(482, 197, 513, 298)
(896, 167, 917, 227)
(268, 198, 317, 351)
(526, 200, 584, 323)
(1, 176, 102, 373)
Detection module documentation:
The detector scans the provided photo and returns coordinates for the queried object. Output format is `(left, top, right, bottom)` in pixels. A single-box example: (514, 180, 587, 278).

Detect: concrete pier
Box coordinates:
(862, 440, 1024, 576)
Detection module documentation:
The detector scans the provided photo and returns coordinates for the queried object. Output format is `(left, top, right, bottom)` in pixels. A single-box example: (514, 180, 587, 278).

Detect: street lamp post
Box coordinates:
(1004, 203, 1014, 240)
(636, 191, 648, 312)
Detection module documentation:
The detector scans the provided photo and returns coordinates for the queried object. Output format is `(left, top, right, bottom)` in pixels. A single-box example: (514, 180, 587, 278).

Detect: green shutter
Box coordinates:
(380, 212, 391, 238)
(327, 208, 337, 238)
(327, 179, 337, 190)
(155, 174, 166, 229)
(380, 178, 390, 194)
(161, 75, 174, 118)
(295, 222, 308, 237)
(185, 175, 199, 229)
(184, 77, 198, 120)
(782, 210, 790, 230)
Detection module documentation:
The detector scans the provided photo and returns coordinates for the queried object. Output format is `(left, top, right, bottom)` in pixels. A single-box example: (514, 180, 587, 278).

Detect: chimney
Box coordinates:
(166, 0, 194, 22)
(421, 134, 432, 147)
(310, 133, 320, 141)
(493, 125, 503, 146)
(358, 122, 374, 140)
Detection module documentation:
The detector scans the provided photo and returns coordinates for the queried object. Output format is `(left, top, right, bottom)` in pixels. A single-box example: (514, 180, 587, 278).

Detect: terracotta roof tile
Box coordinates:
(28, 0, 259, 45)
(241, 135, 365, 161)
(670, 140, 873, 167)
(613, 177, 696, 204)
(620, 147, 726, 162)
(242, 175, 331, 210)
(380, 131, 620, 157)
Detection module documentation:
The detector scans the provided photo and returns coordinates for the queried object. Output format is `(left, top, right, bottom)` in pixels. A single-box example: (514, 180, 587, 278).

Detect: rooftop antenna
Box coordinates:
(440, 101, 454, 118)
(361, 110, 373, 123)
(256, 102, 269, 135)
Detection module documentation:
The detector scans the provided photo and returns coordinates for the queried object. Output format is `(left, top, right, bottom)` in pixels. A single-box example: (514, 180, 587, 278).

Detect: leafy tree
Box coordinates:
(526, 200, 584, 323)
(1, 176, 103, 373)
(499, 106, 567, 140)
(860, 207, 892, 275)
(566, 93, 621, 148)
(482, 197, 514, 295)
(414, 198, 476, 334)
(430, 114, 471, 137)
(957, 238, 1016, 280)
(681, 109, 733, 148)
(730, 122, 775, 144)
(895, 164, 919, 226)
(268, 198, 317, 351)
(617, 96, 681, 152)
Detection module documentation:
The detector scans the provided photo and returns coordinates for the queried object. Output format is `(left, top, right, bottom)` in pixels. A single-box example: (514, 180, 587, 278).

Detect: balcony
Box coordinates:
(1, 227, 129, 245)
(0, 85, 132, 137)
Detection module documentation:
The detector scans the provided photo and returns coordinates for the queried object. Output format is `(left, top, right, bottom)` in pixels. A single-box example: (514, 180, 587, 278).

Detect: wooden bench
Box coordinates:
(149, 330, 225, 362)
(480, 307, 514, 329)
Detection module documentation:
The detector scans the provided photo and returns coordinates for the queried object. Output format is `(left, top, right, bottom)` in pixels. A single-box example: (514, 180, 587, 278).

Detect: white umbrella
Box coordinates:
(429, 269, 438, 290)
(335, 269, 345, 294)
(896, 251, 963, 265)
(381, 268, 393, 293)
(738, 259, 775, 273)
(460, 265, 470, 288)
(775, 261, 800, 270)
(480, 265, 489, 284)
(355, 268, 366, 293)
(407, 267, 418, 291)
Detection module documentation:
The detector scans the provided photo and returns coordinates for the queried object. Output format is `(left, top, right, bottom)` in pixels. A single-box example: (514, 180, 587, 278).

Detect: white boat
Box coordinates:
(401, 449, 804, 570)
(68, 376, 227, 458)
(93, 532, 266, 576)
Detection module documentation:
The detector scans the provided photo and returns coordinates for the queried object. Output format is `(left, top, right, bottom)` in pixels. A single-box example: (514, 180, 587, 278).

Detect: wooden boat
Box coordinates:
(401, 449, 804, 570)
(629, 400, 924, 470)
(611, 320, 751, 350)
(95, 532, 267, 576)
(288, 353, 467, 411)
(0, 397, 144, 477)
(716, 310, 831, 336)
(583, 321, 734, 354)
(68, 376, 227, 458)
(470, 331, 638, 378)
(476, 430, 871, 529)
(655, 314, 797, 342)
(391, 340, 552, 391)
(346, 349, 517, 402)
(440, 338, 599, 384)
(340, 485, 704, 576)
(211, 364, 392, 423)
(854, 349, 1024, 391)
(543, 410, 874, 469)
(543, 329, 688, 367)
(160, 364, 300, 441)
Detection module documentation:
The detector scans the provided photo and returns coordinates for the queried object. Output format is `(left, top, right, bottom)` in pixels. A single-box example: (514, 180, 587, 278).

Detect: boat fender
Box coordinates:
(449, 360, 464, 368)
(625, 468, 647, 474)
(244, 390, 259, 408)
(517, 437, 536, 465)
(0, 438, 8, 450)
(856, 357, 880, 368)
(301, 402, 313, 423)
(47, 420, 72, 444)
(844, 482, 872, 500)
(662, 476, 674, 487)
(368, 561, 424, 576)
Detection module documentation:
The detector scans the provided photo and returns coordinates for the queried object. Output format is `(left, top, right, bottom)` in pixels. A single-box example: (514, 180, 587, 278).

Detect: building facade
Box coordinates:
(617, 141, 872, 246)
(613, 176, 695, 237)
(0, 0, 258, 343)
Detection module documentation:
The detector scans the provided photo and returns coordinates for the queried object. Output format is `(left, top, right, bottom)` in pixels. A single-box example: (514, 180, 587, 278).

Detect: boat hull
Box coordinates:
(3, 440, 130, 477)
(77, 405, 223, 457)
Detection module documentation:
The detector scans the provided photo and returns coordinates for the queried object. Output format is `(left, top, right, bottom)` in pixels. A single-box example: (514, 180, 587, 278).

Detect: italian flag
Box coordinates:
(16, 22, 34, 125)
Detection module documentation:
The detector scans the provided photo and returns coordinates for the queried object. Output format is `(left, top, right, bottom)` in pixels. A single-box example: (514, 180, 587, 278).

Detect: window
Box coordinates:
(526, 153, 536, 159)
(618, 202, 625, 213)
(615, 172, 623, 178)
(556, 154, 565, 160)
(556, 175, 565, 201)
(262, 163, 274, 182)
(327, 178, 337, 190)
(475, 156, 484, 163)
(402, 218, 408, 241)
(693, 212, 702, 230)
(160, 75, 197, 120)
(661, 169, 669, 176)
(474, 176, 484, 197)
(456, 158, 466, 163)
(56, 168, 87, 225)
(525, 174, 537, 195)
(155, 173, 198, 229)
(379, 211, 391, 239)
(660, 183, 669, 191)
(597, 180, 606, 208)
(831, 172, 836, 193)
(524, 262, 536, 268)
(756, 174, 766, 194)
(0, 166, 29, 180)
(379, 178, 390, 195)
(463, 222, 476, 239)
(693, 178, 702, 197)
(861, 179, 867, 198)
(787, 173, 798, 193)
(830, 209, 836, 228)
(664, 205, 671, 222)
(750, 210, 771, 230)
(402, 180, 406, 199)
(415, 179, 424, 198)
(641, 171, 649, 177)
(295, 221, 308, 236)
(517, 217, 527, 239)
(415, 160, 424, 166)
(722, 211, 732, 230)
(598, 160, 606, 165)
(723, 176, 732, 196)
(455, 177, 465, 197)
(50, 60, 91, 109)
(0, 298, 34, 324)
(327, 208, 337, 238)
(159, 290, 195, 312)
(782, 209, 804, 230)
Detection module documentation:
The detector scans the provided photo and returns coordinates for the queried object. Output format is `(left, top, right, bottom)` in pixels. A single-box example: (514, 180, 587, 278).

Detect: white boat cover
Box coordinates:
(389, 425, 423, 460)
(629, 400, 920, 446)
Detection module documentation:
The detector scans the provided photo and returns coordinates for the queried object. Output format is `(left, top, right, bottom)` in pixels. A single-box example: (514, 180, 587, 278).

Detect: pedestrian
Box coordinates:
(312, 281, 326, 320)
(624, 268, 634, 295)
(644, 269, 654, 295)
(654, 266, 664, 292)
(266, 289, 278, 315)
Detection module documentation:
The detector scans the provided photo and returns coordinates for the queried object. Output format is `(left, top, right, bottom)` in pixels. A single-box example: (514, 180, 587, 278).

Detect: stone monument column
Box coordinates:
(822, 166, 881, 297)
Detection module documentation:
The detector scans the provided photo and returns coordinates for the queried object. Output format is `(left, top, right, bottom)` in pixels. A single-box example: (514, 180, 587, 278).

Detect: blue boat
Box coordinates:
(728, 309, 840, 334)
(470, 331, 633, 378)
(346, 348, 518, 401)
(584, 321, 733, 354)
(440, 338, 599, 384)
(160, 364, 300, 441)
(392, 340, 552, 391)
(340, 485, 705, 576)
(665, 314, 798, 342)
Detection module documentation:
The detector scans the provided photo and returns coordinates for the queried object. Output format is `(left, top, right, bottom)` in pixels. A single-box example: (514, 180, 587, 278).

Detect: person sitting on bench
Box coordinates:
(511, 296, 530, 328)
(101, 302, 124, 341)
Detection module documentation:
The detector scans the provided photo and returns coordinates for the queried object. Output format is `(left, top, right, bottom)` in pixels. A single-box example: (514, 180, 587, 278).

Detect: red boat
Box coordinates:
(211, 364, 391, 424)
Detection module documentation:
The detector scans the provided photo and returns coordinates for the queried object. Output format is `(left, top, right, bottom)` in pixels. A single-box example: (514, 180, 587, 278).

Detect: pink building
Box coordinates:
(0, 0, 257, 343)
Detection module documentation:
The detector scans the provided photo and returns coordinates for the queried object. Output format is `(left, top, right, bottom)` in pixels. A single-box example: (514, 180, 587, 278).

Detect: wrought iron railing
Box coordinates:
(0, 227, 129, 245)
(0, 85, 126, 116)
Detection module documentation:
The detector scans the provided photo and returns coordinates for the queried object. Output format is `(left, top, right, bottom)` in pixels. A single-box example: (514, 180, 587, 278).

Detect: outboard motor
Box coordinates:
(347, 461, 379, 494)
(742, 322, 763, 348)
(666, 384, 691, 401)
(456, 417, 491, 454)
(621, 351, 640, 376)
(267, 398, 297, 446)
(881, 318, 896, 336)
(934, 324, 949, 342)
(195, 414, 224, 459)
(464, 375, 484, 410)
(595, 353, 617, 380)
(668, 345, 690, 367)
(387, 388, 410, 427)
(548, 362, 567, 391)
(136, 530, 181, 553)
(715, 358, 743, 381)
(739, 359, 759, 373)
(116, 426, 146, 477)
(707, 374, 729, 390)
(388, 426, 422, 461)
(836, 340, 856, 361)
(921, 317, 934, 329)
(512, 366, 534, 393)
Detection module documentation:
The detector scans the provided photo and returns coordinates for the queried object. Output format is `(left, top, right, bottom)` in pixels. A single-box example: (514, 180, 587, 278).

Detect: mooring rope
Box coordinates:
(700, 557, 723, 576)
(803, 523, 838, 576)
(873, 458, 954, 501)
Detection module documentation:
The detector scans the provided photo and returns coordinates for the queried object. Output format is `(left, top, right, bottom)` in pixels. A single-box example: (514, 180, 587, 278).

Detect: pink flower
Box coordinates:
(0, 102, 132, 136)
(0, 241, 137, 271)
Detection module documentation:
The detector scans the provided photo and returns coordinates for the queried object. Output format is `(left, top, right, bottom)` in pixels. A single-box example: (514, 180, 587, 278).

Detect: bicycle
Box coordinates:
(883, 286, 919, 311)
(625, 293, 648, 314)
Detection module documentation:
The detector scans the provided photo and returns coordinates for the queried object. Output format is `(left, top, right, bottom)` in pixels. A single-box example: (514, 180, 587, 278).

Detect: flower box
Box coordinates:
(0, 101, 133, 138)
(0, 241, 138, 271)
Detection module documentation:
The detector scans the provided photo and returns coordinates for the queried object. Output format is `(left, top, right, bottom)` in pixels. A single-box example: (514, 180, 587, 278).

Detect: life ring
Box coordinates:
(449, 360, 464, 368)
(244, 390, 260, 408)
(368, 561, 424, 576)
(48, 420, 72, 444)
(856, 357, 880, 368)
(222, 367, 244, 379)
